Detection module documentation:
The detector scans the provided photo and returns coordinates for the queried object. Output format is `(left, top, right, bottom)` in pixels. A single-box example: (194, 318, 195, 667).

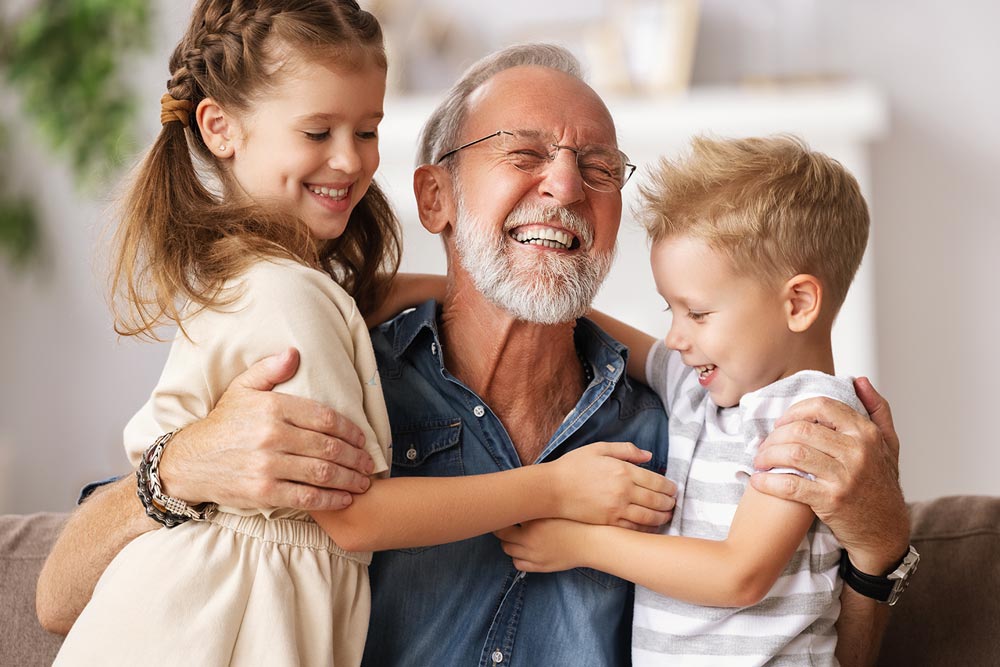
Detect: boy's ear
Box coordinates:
(782, 274, 823, 333)
(413, 164, 456, 235)
(196, 98, 235, 159)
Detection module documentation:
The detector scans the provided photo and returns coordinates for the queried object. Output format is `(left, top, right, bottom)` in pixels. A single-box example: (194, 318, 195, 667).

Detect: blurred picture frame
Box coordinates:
(588, 0, 700, 95)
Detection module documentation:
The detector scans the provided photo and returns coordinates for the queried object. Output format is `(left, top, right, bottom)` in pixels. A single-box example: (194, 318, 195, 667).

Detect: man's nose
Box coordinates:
(537, 148, 585, 206)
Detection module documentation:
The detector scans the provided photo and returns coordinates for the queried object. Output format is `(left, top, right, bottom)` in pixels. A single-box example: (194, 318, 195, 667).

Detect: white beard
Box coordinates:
(453, 196, 616, 324)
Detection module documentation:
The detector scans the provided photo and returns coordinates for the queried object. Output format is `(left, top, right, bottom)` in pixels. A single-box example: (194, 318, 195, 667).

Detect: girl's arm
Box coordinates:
(585, 309, 657, 385)
(498, 485, 814, 608)
(312, 440, 676, 553)
(364, 273, 447, 328)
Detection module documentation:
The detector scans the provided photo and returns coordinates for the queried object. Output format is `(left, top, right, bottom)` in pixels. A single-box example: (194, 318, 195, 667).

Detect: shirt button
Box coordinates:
(492, 649, 504, 664)
(405, 446, 418, 461)
(473, 405, 486, 418)
(431, 342, 437, 355)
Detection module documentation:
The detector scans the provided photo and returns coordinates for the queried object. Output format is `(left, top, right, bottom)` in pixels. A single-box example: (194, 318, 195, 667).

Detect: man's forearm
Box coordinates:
(835, 588, 890, 666)
(36, 475, 158, 635)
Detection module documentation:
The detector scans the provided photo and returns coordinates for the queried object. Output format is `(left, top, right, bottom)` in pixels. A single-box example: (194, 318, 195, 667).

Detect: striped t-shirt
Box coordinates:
(633, 340, 865, 667)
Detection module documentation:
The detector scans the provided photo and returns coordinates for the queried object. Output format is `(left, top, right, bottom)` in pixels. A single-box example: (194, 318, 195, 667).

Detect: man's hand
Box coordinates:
(159, 348, 376, 511)
(750, 377, 909, 573)
(550, 441, 676, 529)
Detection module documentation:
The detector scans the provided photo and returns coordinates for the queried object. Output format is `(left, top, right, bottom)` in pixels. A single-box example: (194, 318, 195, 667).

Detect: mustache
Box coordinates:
(502, 203, 595, 250)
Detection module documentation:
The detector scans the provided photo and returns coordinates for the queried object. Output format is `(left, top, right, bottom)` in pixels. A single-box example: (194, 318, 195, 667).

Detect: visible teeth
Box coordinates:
(697, 364, 716, 378)
(308, 185, 349, 198)
(511, 228, 574, 249)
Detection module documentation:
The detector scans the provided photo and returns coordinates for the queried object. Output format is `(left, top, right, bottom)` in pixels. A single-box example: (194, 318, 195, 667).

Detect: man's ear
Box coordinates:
(413, 164, 456, 235)
(783, 274, 823, 333)
(196, 98, 236, 159)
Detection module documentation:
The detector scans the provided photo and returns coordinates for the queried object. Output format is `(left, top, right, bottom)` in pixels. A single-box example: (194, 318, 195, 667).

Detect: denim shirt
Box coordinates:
(363, 301, 670, 667)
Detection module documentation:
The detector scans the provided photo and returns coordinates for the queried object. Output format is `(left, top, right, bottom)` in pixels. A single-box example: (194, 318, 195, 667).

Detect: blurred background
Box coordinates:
(1, 0, 997, 513)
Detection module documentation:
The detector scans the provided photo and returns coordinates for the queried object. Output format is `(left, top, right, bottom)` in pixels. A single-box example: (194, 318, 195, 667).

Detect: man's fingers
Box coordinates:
(271, 392, 366, 449)
(749, 471, 824, 508)
(234, 348, 300, 391)
(772, 396, 861, 432)
(267, 480, 355, 511)
(854, 376, 900, 456)
(272, 452, 372, 495)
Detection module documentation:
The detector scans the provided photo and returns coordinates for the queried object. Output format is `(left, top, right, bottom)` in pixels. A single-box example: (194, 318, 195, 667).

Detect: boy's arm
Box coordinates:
(363, 273, 447, 328)
(585, 309, 657, 384)
(751, 379, 908, 665)
(499, 485, 814, 608)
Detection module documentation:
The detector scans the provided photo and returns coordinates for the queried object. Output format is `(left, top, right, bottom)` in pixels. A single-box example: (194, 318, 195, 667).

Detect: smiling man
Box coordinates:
(38, 44, 909, 667)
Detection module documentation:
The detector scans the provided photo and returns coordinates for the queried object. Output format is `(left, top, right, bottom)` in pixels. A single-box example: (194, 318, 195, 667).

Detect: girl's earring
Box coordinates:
(218, 143, 227, 153)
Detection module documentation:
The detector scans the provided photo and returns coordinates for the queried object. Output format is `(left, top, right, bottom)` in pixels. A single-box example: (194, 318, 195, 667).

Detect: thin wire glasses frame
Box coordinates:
(435, 129, 637, 192)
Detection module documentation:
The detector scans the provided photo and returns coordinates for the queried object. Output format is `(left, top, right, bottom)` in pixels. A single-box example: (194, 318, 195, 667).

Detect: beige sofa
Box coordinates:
(2, 496, 998, 666)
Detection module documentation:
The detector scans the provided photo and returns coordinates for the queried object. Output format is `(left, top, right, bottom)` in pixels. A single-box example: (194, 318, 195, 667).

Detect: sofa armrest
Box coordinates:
(878, 495, 1000, 665)
(0, 513, 68, 666)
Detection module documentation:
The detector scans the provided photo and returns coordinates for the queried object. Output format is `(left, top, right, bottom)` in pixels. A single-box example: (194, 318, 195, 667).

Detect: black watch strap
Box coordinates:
(839, 546, 919, 605)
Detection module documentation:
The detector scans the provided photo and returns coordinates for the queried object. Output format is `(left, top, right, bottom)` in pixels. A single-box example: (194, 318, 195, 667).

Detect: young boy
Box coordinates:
(496, 135, 871, 666)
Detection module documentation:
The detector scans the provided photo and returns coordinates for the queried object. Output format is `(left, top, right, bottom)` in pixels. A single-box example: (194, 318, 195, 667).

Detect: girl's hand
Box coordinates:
(548, 441, 675, 529)
(496, 519, 593, 573)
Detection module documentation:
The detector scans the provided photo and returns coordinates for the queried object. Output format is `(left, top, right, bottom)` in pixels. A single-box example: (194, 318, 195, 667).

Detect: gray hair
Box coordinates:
(416, 43, 584, 167)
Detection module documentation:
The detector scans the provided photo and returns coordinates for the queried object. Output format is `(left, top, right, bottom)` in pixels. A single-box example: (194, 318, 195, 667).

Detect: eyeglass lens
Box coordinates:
(498, 131, 630, 192)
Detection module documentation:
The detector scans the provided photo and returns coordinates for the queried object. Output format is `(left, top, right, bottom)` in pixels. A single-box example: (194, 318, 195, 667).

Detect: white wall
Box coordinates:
(1, 1, 996, 512)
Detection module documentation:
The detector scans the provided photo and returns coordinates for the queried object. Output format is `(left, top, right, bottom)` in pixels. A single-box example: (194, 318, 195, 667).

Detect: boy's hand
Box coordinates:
(496, 519, 593, 573)
(548, 441, 675, 529)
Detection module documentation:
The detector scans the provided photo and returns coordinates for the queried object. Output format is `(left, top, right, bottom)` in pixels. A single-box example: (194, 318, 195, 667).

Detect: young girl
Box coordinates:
(53, 3, 671, 665)
(497, 136, 879, 666)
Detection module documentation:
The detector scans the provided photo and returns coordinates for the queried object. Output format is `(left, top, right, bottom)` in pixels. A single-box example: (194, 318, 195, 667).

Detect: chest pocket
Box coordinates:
(391, 418, 464, 477)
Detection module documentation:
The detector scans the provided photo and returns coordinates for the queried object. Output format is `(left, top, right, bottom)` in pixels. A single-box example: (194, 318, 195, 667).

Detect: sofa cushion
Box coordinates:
(879, 495, 1000, 665)
(0, 513, 66, 666)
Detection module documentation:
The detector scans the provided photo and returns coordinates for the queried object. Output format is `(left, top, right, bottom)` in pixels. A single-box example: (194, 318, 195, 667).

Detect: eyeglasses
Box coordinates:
(435, 129, 636, 192)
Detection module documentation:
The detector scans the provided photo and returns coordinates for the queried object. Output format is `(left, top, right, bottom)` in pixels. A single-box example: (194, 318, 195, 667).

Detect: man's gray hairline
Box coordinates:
(416, 43, 585, 169)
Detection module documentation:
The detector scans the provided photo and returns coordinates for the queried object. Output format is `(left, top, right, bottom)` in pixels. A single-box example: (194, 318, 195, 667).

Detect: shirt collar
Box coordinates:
(381, 299, 630, 385)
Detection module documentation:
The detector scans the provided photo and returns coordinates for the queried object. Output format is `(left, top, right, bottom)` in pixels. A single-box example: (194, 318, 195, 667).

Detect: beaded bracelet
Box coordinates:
(136, 431, 214, 527)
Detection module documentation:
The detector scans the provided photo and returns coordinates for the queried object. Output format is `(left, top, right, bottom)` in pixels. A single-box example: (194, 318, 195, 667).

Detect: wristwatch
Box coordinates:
(839, 545, 920, 606)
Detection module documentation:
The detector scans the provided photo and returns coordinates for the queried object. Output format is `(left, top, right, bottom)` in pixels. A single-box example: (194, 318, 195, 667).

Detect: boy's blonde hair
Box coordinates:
(639, 135, 869, 314)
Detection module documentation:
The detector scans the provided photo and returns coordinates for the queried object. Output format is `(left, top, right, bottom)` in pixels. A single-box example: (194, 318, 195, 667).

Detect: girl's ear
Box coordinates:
(783, 274, 823, 333)
(196, 98, 235, 159)
(413, 164, 456, 235)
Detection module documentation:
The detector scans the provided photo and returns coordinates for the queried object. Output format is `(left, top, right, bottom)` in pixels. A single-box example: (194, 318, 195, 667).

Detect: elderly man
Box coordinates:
(38, 45, 909, 666)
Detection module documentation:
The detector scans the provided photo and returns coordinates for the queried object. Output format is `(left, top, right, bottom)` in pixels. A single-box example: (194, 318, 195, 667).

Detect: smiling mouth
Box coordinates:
(306, 184, 349, 200)
(696, 364, 717, 380)
(509, 227, 581, 250)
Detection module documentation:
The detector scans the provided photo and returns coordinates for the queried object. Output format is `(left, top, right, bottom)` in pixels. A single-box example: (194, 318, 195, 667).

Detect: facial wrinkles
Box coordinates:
(453, 189, 615, 324)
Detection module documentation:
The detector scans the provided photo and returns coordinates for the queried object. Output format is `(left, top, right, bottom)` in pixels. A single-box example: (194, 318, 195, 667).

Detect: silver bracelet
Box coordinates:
(136, 430, 214, 527)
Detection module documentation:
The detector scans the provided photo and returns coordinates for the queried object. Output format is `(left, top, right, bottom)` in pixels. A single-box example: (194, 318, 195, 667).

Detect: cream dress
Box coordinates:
(54, 258, 391, 667)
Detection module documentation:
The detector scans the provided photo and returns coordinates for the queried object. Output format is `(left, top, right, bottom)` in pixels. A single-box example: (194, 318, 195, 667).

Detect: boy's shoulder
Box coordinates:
(742, 371, 864, 416)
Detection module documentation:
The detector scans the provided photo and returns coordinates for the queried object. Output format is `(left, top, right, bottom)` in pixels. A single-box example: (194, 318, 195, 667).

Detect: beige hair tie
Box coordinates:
(160, 93, 193, 127)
